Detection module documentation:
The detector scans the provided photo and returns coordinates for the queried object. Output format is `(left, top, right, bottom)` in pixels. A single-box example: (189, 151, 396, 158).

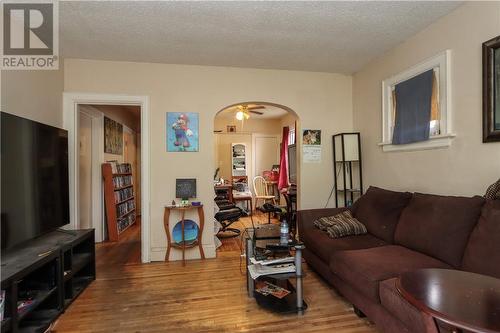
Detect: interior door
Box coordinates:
(123, 128, 139, 214)
(78, 112, 93, 229)
(253, 134, 280, 179)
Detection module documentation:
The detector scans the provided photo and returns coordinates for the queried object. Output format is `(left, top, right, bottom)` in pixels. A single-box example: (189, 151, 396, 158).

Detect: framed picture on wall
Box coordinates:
(104, 116, 123, 154)
(166, 112, 199, 152)
(303, 129, 321, 145)
(483, 35, 500, 142)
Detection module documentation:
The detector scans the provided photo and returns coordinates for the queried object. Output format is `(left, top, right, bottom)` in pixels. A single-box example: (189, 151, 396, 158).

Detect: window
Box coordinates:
(288, 125, 296, 145)
(380, 50, 454, 152)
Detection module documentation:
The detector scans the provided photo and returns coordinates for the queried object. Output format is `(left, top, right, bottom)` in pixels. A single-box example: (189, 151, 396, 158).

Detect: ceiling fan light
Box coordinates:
(236, 111, 244, 120)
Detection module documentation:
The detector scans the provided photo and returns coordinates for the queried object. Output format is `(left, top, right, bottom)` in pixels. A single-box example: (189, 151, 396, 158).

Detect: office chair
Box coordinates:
(214, 193, 243, 238)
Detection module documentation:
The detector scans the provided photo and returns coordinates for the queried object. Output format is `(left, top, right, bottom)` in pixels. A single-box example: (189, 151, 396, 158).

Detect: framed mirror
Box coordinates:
(483, 35, 500, 142)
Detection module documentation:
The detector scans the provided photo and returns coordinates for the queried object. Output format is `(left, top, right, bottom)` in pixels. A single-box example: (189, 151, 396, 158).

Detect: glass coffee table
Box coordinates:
(244, 227, 307, 314)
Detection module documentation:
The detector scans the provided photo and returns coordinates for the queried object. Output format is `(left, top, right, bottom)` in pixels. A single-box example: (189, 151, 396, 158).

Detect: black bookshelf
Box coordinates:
(1, 229, 95, 333)
(332, 132, 363, 208)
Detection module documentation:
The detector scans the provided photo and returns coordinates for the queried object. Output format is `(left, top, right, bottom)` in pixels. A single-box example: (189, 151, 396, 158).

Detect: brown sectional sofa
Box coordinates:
(298, 186, 500, 333)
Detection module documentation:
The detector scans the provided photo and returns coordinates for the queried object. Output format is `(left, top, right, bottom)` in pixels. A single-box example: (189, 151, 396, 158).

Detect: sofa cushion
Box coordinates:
(299, 209, 386, 263)
(379, 278, 438, 333)
(351, 186, 412, 243)
(394, 193, 485, 268)
(461, 200, 500, 278)
(314, 210, 367, 238)
(329, 245, 451, 303)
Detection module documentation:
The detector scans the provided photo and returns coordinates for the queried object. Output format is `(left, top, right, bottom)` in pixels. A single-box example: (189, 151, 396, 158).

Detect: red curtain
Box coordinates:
(278, 126, 289, 190)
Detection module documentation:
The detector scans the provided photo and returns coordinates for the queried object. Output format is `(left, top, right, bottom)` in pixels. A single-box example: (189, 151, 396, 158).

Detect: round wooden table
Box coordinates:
(397, 269, 500, 333)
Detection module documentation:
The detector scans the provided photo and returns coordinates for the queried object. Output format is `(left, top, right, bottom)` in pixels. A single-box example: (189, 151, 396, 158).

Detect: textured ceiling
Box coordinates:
(60, 1, 462, 74)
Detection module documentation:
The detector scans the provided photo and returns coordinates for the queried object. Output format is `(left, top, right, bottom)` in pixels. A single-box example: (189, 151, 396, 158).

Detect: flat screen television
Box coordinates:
(1, 112, 70, 250)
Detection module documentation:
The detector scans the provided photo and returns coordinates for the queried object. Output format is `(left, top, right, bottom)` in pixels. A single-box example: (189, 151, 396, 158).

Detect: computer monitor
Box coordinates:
(176, 178, 197, 200)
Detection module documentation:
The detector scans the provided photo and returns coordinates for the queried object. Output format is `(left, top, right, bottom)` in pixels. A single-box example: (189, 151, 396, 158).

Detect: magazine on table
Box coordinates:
(250, 256, 295, 266)
(247, 263, 296, 280)
(255, 280, 291, 299)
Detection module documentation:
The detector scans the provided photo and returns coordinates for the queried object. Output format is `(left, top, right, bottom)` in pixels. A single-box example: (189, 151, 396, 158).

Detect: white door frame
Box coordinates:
(63, 92, 151, 263)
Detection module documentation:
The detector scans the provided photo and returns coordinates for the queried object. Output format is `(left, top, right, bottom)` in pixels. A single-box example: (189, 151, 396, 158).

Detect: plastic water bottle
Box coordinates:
(280, 219, 289, 245)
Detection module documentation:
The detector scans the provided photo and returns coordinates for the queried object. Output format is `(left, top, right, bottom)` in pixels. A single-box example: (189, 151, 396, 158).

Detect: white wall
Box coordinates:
(64, 59, 353, 261)
(353, 2, 500, 197)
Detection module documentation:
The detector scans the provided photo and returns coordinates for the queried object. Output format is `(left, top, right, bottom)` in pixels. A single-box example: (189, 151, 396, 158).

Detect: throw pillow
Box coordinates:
(314, 210, 367, 238)
(484, 178, 500, 200)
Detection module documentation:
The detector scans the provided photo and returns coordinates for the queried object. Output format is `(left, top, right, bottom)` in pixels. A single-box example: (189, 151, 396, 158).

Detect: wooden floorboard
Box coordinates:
(53, 213, 378, 332)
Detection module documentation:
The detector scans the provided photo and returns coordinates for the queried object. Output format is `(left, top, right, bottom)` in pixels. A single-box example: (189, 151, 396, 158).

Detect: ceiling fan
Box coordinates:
(232, 104, 265, 120)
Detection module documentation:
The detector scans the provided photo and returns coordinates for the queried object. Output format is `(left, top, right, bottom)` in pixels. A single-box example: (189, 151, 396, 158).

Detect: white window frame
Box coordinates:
(379, 50, 455, 152)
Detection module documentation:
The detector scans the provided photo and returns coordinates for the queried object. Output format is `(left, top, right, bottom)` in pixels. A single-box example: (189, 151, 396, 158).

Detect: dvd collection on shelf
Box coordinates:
(118, 213, 136, 232)
(109, 161, 132, 174)
(103, 162, 138, 241)
(116, 200, 135, 218)
(114, 187, 134, 203)
(112, 175, 133, 189)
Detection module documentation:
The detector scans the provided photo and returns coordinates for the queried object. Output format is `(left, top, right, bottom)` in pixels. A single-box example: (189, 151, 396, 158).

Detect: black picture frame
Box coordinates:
(482, 35, 500, 142)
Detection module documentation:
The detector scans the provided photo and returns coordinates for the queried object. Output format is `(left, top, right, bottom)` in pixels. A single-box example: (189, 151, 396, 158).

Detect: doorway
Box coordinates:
(64, 92, 150, 263)
(213, 102, 299, 253)
(77, 104, 142, 262)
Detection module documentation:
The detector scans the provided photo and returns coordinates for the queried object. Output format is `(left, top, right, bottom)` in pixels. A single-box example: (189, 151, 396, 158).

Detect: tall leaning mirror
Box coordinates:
(483, 35, 500, 142)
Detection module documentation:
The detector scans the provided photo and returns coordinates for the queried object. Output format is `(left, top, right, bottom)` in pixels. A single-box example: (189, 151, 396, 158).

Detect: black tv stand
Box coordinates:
(1, 229, 95, 333)
(55, 228, 78, 236)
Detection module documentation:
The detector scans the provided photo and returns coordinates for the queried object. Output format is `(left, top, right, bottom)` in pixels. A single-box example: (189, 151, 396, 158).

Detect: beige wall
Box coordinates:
(64, 59, 353, 261)
(214, 116, 282, 134)
(353, 2, 500, 197)
(92, 105, 141, 132)
(280, 113, 298, 130)
(1, 66, 64, 127)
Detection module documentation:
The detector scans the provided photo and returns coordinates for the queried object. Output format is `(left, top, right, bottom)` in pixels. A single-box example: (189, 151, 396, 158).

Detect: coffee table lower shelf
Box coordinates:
(245, 227, 307, 315)
(253, 277, 308, 314)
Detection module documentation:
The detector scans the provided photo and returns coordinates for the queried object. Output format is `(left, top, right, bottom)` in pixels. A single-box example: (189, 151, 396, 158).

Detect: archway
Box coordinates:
(213, 101, 300, 253)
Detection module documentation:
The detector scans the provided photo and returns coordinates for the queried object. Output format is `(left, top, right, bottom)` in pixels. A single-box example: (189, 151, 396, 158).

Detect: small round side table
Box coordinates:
(397, 268, 500, 333)
(163, 204, 205, 266)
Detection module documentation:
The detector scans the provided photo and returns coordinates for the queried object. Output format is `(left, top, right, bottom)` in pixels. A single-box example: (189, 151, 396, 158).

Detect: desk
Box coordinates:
(397, 268, 500, 333)
(233, 191, 253, 215)
(164, 205, 205, 266)
(265, 180, 279, 202)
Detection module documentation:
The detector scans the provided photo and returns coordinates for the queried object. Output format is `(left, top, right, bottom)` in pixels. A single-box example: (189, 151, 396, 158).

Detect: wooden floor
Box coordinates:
(53, 213, 378, 332)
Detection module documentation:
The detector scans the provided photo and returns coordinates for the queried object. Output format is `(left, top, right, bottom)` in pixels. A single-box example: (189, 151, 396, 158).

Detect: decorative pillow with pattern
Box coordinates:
(314, 210, 367, 239)
(484, 178, 500, 200)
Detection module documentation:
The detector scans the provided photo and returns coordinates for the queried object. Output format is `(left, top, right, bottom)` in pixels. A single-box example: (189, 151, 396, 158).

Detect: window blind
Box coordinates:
(392, 69, 434, 145)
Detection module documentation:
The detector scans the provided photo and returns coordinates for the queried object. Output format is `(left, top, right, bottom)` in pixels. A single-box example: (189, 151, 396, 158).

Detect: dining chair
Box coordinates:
(253, 175, 276, 210)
